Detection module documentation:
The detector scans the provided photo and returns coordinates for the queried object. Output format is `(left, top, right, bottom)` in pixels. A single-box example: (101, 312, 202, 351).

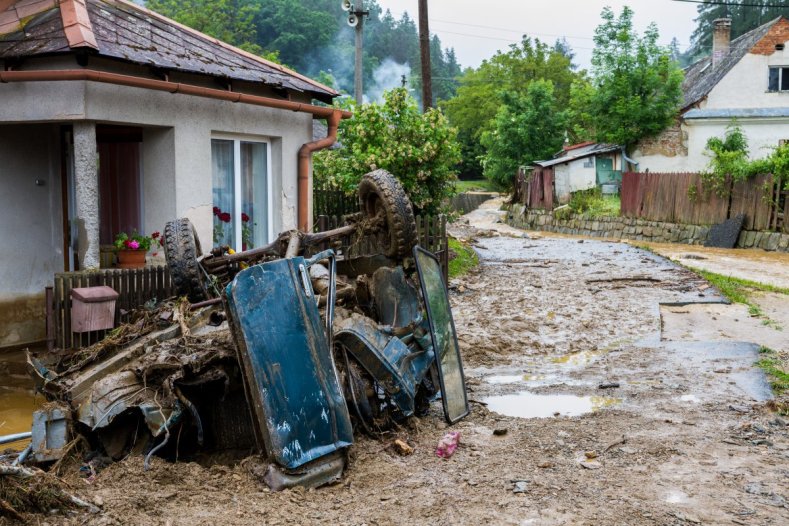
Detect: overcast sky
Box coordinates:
(374, 0, 701, 70)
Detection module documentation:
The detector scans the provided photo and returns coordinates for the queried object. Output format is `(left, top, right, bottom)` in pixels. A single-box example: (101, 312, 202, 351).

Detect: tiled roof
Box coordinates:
(0, 0, 337, 100)
(682, 17, 781, 111)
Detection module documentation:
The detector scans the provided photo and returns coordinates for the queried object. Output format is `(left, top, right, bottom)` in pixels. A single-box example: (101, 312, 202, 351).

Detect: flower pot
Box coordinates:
(117, 249, 146, 269)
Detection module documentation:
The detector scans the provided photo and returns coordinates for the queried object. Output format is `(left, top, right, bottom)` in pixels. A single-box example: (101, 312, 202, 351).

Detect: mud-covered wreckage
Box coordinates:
(22, 170, 469, 490)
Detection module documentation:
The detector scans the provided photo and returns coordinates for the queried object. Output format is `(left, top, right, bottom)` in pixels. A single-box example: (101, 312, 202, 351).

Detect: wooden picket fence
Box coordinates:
(49, 266, 173, 350)
(315, 214, 449, 283)
(621, 172, 784, 231)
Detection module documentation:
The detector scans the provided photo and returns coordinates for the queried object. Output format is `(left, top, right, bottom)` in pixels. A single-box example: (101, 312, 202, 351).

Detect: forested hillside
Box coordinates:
(145, 0, 461, 104)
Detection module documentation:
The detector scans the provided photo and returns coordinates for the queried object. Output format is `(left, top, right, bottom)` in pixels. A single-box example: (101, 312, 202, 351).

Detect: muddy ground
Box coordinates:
(7, 209, 789, 525)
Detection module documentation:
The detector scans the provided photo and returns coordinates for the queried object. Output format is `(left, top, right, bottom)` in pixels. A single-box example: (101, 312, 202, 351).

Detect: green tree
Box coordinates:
(441, 37, 579, 179)
(480, 80, 567, 190)
(313, 88, 461, 214)
(146, 0, 271, 57)
(588, 6, 683, 151)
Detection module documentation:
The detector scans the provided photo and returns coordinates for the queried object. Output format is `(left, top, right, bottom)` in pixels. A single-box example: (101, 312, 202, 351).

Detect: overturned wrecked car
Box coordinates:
(22, 170, 469, 490)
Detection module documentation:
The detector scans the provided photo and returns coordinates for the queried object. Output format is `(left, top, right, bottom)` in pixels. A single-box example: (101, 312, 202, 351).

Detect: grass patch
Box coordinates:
(454, 179, 497, 193)
(448, 237, 479, 279)
(564, 187, 621, 219)
(687, 268, 789, 322)
(757, 347, 789, 397)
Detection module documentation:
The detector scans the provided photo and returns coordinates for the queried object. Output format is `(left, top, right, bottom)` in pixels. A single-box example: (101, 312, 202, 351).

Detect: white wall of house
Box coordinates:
(636, 45, 789, 172)
(705, 51, 789, 109)
(553, 157, 597, 203)
(0, 80, 316, 347)
(0, 124, 64, 345)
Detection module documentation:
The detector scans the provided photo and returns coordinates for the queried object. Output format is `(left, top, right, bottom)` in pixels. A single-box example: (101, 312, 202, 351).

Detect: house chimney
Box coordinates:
(712, 18, 732, 68)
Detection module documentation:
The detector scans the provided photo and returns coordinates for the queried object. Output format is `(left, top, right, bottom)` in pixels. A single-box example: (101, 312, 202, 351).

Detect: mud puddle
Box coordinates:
(0, 349, 42, 450)
(483, 391, 619, 419)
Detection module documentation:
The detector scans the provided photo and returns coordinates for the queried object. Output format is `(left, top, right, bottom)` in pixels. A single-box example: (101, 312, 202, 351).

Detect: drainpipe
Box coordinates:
(621, 147, 639, 172)
(298, 109, 342, 231)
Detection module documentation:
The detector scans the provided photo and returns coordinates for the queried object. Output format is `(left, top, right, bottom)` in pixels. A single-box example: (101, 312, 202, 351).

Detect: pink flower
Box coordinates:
(128, 240, 140, 250)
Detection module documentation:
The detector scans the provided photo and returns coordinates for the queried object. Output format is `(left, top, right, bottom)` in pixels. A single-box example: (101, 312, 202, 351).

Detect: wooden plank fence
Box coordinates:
(313, 183, 357, 219)
(50, 266, 173, 350)
(519, 166, 554, 210)
(621, 172, 781, 231)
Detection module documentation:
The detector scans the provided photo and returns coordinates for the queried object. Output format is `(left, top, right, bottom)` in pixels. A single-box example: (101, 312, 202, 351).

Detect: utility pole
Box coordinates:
(418, 0, 433, 111)
(342, 1, 368, 105)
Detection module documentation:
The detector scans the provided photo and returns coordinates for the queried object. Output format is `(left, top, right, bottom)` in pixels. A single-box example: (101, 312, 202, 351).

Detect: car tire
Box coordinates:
(358, 169, 418, 259)
(164, 218, 208, 303)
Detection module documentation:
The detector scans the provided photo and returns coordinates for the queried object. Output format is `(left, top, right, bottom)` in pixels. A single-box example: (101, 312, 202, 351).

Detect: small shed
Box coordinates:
(534, 143, 623, 204)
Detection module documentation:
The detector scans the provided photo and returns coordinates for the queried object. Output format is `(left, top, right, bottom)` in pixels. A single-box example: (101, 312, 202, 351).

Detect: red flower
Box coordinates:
(219, 212, 231, 223)
(213, 206, 221, 216)
(241, 213, 250, 222)
(151, 231, 160, 239)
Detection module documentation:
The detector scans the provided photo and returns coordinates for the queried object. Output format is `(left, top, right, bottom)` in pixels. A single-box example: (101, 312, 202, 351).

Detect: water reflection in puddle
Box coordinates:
(551, 350, 600, 366)
(665, 490, 689, 504)
(0, 387, 40, 450)
(483, 391, 619, 419)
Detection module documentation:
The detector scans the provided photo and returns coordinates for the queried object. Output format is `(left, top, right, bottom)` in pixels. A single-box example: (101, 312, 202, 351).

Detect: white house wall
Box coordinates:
(705, 51, 789, 109)
(0, 79, 315, 347)
(636, 43, 789, 172)
(553, 158, 598, 203)
(0, 124, 63, 345)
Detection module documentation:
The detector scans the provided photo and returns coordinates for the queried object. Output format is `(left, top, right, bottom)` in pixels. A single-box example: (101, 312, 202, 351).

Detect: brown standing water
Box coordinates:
(0, 348, 43, 451)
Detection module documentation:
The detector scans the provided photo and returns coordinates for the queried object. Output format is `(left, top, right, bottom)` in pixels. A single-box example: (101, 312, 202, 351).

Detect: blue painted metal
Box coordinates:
(225, 254, 353, 470)
(335, 315, 434, 416)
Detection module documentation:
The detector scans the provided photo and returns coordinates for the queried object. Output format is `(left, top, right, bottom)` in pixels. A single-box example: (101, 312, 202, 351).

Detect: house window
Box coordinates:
(211, 137, 271, 251)
(768, 67, 789, 91)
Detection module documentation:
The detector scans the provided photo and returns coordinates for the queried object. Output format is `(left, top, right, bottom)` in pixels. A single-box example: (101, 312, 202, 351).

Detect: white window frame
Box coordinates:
(768, 66, 789, 92)
(212, 133, 274, 251)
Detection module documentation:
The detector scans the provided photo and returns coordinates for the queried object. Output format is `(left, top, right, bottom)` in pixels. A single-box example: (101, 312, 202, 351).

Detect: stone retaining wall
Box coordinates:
(507, 204, 789, 252)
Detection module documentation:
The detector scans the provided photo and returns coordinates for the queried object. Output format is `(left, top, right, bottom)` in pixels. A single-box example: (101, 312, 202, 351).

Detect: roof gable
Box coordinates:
(0, 0, 337, 100)
(682, 17, 785, 111)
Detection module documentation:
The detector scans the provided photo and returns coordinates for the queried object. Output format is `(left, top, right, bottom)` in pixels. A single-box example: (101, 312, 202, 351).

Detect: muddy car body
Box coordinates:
(22, 170, 468, 490)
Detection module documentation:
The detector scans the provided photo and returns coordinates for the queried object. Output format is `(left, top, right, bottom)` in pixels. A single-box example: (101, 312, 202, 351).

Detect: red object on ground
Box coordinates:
(436, 431, 460, 459)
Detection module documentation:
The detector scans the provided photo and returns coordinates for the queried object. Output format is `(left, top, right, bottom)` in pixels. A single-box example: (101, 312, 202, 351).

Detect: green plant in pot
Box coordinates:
(114, 231, 161, 269)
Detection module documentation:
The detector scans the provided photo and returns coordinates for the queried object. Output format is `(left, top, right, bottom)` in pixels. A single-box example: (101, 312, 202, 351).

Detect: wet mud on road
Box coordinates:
(11, 209, 789, 525)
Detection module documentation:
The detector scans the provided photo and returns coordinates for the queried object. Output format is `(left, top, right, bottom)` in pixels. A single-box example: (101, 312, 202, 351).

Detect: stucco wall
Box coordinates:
(0, 80, 313, 246)
(705, 51, 789, 109)
(636, 116, 789, 173)
(554, 159, 597, 203)
(0, 124, 63, 346)
(0, 80, 316, 347)
(636, 43, 789, 172)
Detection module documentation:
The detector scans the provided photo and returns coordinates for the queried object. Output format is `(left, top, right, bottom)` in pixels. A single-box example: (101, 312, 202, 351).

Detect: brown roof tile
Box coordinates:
(0, 0, 337, 101)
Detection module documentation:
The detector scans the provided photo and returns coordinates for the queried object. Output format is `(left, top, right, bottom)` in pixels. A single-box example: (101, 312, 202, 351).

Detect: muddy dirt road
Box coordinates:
(14, 211, 789, 525)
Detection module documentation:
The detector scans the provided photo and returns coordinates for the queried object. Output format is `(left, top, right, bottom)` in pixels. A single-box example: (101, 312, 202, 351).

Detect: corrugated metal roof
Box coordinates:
(682, 17, 781, 111)
(0, 0, 337, 101)
(535, 144, 620, 168)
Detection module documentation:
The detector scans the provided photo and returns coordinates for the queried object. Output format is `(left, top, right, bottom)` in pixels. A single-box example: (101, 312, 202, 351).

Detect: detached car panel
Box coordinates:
(225, 256, 353, 470)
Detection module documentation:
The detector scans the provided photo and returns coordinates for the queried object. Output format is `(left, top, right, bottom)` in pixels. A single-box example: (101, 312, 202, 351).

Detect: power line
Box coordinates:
(672, 0, 789, 7)
(430, 18, 596, 41)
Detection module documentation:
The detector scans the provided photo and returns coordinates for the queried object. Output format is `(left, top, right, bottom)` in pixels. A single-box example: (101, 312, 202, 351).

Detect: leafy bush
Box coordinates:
(699, 121, 789, 200)
(314, 88, 461, 214)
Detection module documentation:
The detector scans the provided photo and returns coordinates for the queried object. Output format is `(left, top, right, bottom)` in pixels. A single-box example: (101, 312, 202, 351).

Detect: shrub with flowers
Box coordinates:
(213, 207, 254, 249)
(114, 231, 161, 252)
